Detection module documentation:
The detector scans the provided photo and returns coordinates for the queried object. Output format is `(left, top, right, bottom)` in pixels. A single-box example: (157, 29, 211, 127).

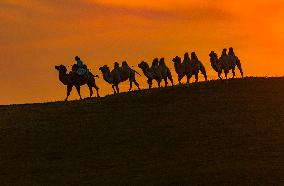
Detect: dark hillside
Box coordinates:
(0, 77, 283, 185)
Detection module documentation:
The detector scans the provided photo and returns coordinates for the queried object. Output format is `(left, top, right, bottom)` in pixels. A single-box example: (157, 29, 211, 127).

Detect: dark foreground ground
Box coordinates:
(0, 77, 283, 185)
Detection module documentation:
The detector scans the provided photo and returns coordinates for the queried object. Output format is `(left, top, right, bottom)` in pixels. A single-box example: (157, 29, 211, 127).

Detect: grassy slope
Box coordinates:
(0, 77, 283, 185)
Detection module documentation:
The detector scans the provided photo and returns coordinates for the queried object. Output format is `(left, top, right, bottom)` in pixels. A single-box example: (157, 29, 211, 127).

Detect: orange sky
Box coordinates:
(1, 0, 284, 105)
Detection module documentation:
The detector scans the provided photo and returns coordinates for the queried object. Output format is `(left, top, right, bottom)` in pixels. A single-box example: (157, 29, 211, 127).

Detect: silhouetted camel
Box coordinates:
(158, 58, 174, 87)
(138, 60, 161, 88)
(219, 48, 244, 79)
(172, 52, 207, 85)
(209, 51, 223, 79)
(172, 55, 191, 85)
(55, 64, 100, 101)
(99, 61, 140, 94)
(138, 58, 174, 88)
(138, 58, 173, 88)
(190, 52, 207, 82)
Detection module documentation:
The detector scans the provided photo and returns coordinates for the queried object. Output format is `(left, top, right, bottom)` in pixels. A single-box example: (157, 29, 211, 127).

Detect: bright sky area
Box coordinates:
(1, 0, 284, 104)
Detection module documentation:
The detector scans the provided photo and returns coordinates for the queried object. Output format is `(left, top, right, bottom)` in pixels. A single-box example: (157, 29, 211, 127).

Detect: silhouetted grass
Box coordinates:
(0, 77, 283, 185)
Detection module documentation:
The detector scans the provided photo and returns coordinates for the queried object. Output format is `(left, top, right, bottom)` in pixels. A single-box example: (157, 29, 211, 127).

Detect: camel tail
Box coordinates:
(236, 57, 244, 78)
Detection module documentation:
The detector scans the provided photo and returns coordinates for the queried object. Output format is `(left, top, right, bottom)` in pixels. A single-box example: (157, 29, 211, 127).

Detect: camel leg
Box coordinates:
(186, 75, 192, 87)
(218, 72, 222, 80)
(200, 66, 207, 81)
(236, 60, 244, 78)
(112, 85, 117, 94)
(178, 78, 182, 85)
(157, 80, 161, 88)
(75, 86, 82, 100)
(94, 85, 100, 98)
(203, 72, 207, 81)
(134, 79, 140, 90)
(116, 85, 119, 93)
(225, 72, 228, 80)
(239, 67, 244, 78)
(186, 75, 191, 84)
(203, 71, 207, 81)
(232, 68, 236, 79)
(168, 75, 174, 86)
(178, 75, 183, 85)
(65, 85, 73, 101)
(164, 78, 168, 87)
(147, 79, 152, 89)
(129, 81, 133, 91)
(195, 73, 199, 82)
(88, 84, 93, 98)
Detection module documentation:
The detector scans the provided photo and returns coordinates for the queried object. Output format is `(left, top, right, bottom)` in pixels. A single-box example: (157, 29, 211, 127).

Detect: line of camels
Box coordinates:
(55, 47, 244, 101)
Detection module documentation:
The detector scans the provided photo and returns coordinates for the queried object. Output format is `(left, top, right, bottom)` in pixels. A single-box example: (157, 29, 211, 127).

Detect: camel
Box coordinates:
(138, 60, 161, 88)
(228, 47, 244, 78)
(55, 64, 100, 101)
(158, 58, 174, 87)
(172, 55, 191, 85)
(138, 58, 173, 88)
(219, 48, 244, 79)
(172, 52, 207, 85)
(99, 61, 140, 94)
(209, 51, 223, 79)
(190, 52, 207, 82)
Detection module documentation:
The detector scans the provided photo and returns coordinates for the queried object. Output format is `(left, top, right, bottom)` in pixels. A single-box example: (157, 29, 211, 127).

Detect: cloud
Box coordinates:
(0, 0, 234, 47)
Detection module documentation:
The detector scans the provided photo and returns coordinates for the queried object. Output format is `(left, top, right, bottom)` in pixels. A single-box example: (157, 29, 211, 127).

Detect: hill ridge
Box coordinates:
(0, 77, 283, 185)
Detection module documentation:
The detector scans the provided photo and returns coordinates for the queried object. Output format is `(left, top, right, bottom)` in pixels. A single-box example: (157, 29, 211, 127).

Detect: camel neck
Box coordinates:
(59, 71, 69, 85)
(174, 62, 181, 70)
(141, 67, 152, 78)
(102, 70, 112, 84)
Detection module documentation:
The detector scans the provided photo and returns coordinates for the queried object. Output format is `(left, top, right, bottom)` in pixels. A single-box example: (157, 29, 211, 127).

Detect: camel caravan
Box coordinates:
(55, 47, 243, 101)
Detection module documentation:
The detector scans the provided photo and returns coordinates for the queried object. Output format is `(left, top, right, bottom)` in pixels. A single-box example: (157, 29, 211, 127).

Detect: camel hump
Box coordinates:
(114, 62, 120, 69)
(152, 58, 159, 66)
(159, 58, 166, 66)
(122, 61, 129, 67)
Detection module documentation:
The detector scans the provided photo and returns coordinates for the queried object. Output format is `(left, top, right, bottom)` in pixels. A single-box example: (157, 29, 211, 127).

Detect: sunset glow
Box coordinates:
(1, 0, 284, 104)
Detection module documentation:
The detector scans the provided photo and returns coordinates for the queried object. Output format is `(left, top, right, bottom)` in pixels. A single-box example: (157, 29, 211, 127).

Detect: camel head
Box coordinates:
(99, 65, 110, 74)
(209, 51, 219, 63)
(209, 51, 218, 59)
(138, 61, 150, 70)
(172, 56, 181, 64)
(99, 65, 112, 83)
(55, 65, 67, 73)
